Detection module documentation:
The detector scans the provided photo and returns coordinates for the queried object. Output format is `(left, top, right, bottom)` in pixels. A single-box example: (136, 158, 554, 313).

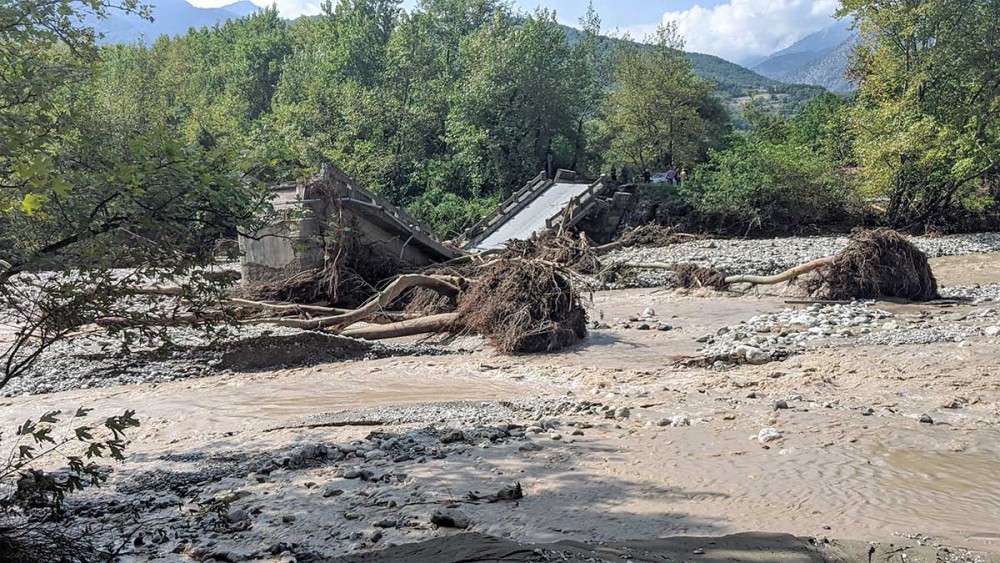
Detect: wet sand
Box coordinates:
(1, 253, 999, 561)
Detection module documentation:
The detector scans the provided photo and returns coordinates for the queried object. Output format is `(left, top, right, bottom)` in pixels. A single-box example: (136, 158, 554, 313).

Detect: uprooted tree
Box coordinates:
(625, 230, 939, 302)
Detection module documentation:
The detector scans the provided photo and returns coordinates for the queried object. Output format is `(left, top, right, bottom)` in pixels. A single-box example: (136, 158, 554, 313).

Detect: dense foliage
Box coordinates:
(69, 0, 737, 237)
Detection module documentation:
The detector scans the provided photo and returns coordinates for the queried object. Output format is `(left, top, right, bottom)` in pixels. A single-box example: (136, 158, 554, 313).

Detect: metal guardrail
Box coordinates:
(545, 175, 609, 231)
(457, 171, 548, 248)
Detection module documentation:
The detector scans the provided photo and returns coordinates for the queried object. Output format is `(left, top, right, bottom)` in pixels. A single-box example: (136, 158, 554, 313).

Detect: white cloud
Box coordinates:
(188, 0, 323, 18)
(656, 0, 840, 63)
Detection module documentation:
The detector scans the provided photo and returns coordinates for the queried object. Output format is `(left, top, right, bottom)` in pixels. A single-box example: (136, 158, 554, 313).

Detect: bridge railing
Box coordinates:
(457, 171, 548, 248)
(545, 175, 609, 231)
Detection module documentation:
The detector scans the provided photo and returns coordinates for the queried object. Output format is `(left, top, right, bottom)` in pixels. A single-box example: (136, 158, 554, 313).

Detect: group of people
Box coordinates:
(609, 165, 687, 185)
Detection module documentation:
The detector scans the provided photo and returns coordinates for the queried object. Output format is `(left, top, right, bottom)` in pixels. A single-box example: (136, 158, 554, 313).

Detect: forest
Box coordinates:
(3, 0, 1000, 266)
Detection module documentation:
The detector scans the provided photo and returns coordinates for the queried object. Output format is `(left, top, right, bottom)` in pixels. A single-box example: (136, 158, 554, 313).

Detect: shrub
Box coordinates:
(688, 136, 856, 234)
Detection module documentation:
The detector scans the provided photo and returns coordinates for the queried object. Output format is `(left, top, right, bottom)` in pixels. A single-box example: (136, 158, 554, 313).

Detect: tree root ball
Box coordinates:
(674, 263, 728, 290)
(806, 229, 939, 301)
(454, 260, 587, 354)
(502, 231, 601, 274)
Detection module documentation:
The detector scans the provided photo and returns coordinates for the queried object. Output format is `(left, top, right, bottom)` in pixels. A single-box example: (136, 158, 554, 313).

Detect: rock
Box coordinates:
(518, 441, 542, 452)
(642, 307, 656, 317)
(941, 398, 965, 409)
(322, 487, 344, 498)
(671, 415, 691, 427)
(614, 407, 631, 420)
(637, 323, 651, 330)
(226, 508, 248, 524)
(984, 326, 1000, 337)
(430, 508, 471, 529)
(373, 518, 396, 528)
(495, 482, 524, 501)
(571, 429, 584, 436)
(773, 400, 789, 411)
(919, 414, 934, 424)
(657, 322, 674, 331)
(525, 426, 544, 434)
(758, 428, 782, 443)
(744, 347, 771, 365)
(549, 433, 563, 441)
(440, 430, 466, 444)
(364, 449, 386, 460)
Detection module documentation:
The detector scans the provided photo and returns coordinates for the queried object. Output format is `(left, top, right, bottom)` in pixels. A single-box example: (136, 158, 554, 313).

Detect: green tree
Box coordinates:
(604, 24, 722, 170)
(840, 0, 1000, 228)
(446, 9, 581, 196)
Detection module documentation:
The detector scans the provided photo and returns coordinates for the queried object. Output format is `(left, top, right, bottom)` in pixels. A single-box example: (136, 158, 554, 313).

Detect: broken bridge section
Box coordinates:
(459, 170, 611, 252)
(240, 164, 461, 284)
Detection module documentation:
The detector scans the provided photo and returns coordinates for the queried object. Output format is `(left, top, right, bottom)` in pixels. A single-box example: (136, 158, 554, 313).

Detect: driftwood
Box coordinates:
(229, 299, 350, 316)
(96, 311, 233, 328)
(723, 257, 834, 285)
(340, 313, 459, 340)
(248, 274, 463, 330)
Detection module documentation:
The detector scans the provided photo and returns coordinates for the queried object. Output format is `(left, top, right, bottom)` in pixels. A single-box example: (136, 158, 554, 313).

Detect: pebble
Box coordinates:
(919, 414, 934, 424)
(758, 428, 783, 443)
(614, 407, 631, 420)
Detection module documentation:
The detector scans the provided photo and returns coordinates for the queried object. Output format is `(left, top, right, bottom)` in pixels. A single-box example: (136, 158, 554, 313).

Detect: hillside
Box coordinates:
(752, 21, 857, 93)
(560, 25, 826, 115)
(87, 2, 826, 114)
(89, 0, 260, 44)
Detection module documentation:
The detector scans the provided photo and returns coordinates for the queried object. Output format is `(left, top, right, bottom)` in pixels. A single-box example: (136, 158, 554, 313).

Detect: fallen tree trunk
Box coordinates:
(228, 299, 350, 316)
(248, 274, 463, 330)
(724, 257, 834, 286)
(96, 311, 233, 328)
(340, 313, 459, 340)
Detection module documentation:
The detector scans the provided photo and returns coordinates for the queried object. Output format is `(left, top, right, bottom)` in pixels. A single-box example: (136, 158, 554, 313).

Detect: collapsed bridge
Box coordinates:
(240, 166, 630, 287)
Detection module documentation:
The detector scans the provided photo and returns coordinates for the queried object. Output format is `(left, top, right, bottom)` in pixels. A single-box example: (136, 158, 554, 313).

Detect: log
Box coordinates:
(249, 274, 463, 330)
(96, 311, 232, 327)
(724, 257, 833, 286)
(340, 313, 459, 340)
(228, 299, 350, 316)
(617, 262, 678, 270)
(129, 285, 186, 296)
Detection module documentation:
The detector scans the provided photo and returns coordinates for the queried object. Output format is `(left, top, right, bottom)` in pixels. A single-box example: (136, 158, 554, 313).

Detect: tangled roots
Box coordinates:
(501, 232, 601, 274)
(454, 260, 587, 354)
(617, 225, 697, 248)
(806, 230, 939, 301)
(674, 263, 728, 290)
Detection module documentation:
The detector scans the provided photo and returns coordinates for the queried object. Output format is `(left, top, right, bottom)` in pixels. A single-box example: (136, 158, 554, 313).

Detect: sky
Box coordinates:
(188, 0, 843, 64)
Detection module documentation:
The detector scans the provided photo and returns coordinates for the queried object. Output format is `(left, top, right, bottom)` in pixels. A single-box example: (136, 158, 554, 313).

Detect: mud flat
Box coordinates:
(1, 245, 999, 562)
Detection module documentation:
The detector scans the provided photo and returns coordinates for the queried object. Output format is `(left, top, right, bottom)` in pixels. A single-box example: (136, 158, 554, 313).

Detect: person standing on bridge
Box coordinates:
(546, 152, 555, 180)
(642, 169, 651, 184)
(610, 165, 618, 184)
(665, 167, 676, 185)
(680, 167, 688, 184)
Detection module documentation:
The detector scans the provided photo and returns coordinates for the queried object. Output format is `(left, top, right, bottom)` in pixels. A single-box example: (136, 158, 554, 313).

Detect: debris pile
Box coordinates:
(501, 231, 601, 275)
(454, 260, 587, 354)
(805, 230, 939, 301)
